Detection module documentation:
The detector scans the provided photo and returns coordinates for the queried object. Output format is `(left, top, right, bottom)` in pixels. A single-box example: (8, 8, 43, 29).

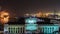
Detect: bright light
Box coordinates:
(0, 11, 9, 24)
(25, 24, 38, 31)
(25, 18, 37, 24)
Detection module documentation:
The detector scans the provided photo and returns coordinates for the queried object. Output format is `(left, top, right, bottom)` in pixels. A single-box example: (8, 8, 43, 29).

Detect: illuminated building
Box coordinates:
(4, 17, 25, 34)
(4, 17, 60, 34)
(25, 17, 38, 34)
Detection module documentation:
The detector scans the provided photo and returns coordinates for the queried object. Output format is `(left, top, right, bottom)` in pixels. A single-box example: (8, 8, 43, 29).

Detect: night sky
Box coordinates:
(0, 0, 60, 17)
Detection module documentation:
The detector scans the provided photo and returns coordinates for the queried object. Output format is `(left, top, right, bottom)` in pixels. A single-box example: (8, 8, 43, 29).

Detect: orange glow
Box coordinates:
(0, 11, 9, 24)
(35, 12, 43, 17)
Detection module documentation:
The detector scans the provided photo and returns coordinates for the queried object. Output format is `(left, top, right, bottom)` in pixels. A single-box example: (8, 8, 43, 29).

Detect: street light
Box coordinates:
(0, 11, 9, 24)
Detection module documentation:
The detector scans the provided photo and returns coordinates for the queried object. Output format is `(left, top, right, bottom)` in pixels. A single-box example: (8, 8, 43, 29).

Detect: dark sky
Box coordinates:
(0, 0, 60, 17)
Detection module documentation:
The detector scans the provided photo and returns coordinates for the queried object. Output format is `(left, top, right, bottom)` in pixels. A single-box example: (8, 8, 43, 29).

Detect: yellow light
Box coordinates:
(0, 11, 9, 24)
(35, 12, 43, 17)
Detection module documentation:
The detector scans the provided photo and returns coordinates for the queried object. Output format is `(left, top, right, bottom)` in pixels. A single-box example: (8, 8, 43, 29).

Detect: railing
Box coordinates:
(38, 25, 59, 34)
(4, 25, 25, 34)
